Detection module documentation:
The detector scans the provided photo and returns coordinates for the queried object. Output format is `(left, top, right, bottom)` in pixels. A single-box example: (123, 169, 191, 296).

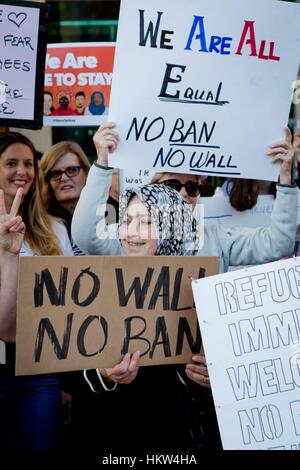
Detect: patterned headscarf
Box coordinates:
(119, 184, 199, 256)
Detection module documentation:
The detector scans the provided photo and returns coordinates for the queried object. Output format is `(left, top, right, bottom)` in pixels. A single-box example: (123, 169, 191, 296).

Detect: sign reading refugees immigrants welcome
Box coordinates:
(16, 255, 219, 375)
(108, 0, 300, 181)
(0, 0, 48, 128)
(192, 257, 300, 450)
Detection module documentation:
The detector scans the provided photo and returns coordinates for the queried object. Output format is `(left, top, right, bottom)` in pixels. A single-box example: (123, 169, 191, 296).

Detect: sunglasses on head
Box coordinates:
(48, 165, 82, 181)
(160, 179, 201, 197)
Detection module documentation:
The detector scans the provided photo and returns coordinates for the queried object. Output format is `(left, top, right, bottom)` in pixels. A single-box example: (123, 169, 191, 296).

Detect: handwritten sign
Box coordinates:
(16, 255, 219, 375)
(123, 168, 154, 190)
(108, 0, 300, 181)
(44, 43, 115, 127)
(192, 257, 300, 450)
(0, 0, 48, 128)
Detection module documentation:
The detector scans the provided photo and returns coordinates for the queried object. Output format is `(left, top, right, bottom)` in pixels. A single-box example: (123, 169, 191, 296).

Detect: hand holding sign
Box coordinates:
(0, 188, 25, 254)
(185, 354, 211, 389)
(100, 351, 140, 385)
(266, 127, 295, 185)
(93, 122, 119, 167)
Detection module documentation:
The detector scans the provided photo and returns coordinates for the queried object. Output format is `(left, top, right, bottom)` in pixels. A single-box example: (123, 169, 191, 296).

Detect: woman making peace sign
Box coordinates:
(0, 132, 73, 454)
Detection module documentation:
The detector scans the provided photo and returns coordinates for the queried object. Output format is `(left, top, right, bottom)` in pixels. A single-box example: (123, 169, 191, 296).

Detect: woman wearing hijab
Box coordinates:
(72, 121, 297, 385)
(66, 180, 217, 457)
(118, 183, 198, 256)
(72, 122, 297, 272)
(70, 121, 296, 455)
(84, 91, 106, 116)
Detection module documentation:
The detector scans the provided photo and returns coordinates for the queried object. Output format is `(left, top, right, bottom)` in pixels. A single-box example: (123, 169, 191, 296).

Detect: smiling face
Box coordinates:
(119, 195, 158, 256)
(49, 152, 87, 206)
(0, 142, 35, 205)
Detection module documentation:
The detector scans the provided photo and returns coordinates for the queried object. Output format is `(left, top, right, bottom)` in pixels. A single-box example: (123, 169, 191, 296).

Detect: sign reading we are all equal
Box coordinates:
(108, 0, 300, 181)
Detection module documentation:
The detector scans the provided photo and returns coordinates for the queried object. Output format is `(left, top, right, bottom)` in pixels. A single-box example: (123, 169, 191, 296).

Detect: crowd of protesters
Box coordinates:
(0, 122, 299, 462)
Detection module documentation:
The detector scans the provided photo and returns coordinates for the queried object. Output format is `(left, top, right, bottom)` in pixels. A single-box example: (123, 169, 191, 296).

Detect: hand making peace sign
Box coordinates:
(0, 188, 25, 255)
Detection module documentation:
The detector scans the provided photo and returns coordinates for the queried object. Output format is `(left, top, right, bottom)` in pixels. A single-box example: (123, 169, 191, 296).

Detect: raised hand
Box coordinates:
(267, 127, 295, 185)
(100, 351, 140, 385)
(93, 122, 119, 167)
(185, 354, 211, 389)
(0, 188, 25, 255)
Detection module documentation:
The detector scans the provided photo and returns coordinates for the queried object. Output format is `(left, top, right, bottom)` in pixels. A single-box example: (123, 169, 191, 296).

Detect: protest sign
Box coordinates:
(123, 168, 154, 190)
(0, 0, 48, 128)
(43, 42, 115, 127)
(192, 257, 300, 449)
(16, 255, 219, 375)
(108, 0, 300, 181)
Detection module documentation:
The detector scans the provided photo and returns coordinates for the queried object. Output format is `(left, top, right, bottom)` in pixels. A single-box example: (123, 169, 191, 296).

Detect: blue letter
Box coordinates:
(184, 16, 208, 52)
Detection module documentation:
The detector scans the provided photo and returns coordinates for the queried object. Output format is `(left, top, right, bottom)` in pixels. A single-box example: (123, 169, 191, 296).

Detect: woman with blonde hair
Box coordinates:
(40, 141, 90, 255)
(0, 132, 73, 454)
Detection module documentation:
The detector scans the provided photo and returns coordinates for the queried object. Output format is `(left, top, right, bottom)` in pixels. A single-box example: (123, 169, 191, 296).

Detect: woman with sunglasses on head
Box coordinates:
(149, 172, 203, 208)
(40, 141, 90, 256)
(0, 132, 73, 455)
(72, 121, 297, 390)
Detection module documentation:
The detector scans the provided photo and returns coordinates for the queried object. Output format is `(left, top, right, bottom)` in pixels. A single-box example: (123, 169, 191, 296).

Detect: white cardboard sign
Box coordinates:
(0, 1, 45, 127)
(192, 257, 300, 449)
(108, 0, 300, 181)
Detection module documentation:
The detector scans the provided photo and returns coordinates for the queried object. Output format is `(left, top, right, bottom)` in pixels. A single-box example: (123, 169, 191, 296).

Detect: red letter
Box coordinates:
(269, 42, 280, 61)
(258, 40, 269, 60)
(235, 21, 257, 57)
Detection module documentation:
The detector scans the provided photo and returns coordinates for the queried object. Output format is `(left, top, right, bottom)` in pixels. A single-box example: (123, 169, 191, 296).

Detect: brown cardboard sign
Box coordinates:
(16, 256, 219, 375)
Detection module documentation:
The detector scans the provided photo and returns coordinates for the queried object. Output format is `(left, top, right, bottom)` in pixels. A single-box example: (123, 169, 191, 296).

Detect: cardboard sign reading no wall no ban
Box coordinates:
(16, 255, 219, 375)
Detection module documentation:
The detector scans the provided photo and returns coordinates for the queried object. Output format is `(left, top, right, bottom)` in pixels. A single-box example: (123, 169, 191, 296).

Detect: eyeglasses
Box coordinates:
(48, 166, 82, 181)
(159, 180, 201, 197)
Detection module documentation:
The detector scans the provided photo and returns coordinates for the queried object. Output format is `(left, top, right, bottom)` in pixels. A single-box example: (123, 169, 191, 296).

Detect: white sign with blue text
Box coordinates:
(192, 257, 300, 450)
(109, 0, 300, 181)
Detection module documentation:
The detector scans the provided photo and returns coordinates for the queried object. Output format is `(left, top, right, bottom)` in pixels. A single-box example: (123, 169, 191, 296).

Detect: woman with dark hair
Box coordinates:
(0, 132, 73, 454)
(222, 178, 277, 211)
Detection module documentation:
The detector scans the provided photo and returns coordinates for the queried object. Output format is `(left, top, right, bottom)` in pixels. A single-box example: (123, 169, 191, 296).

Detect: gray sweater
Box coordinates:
(72, 164, 297, 272)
